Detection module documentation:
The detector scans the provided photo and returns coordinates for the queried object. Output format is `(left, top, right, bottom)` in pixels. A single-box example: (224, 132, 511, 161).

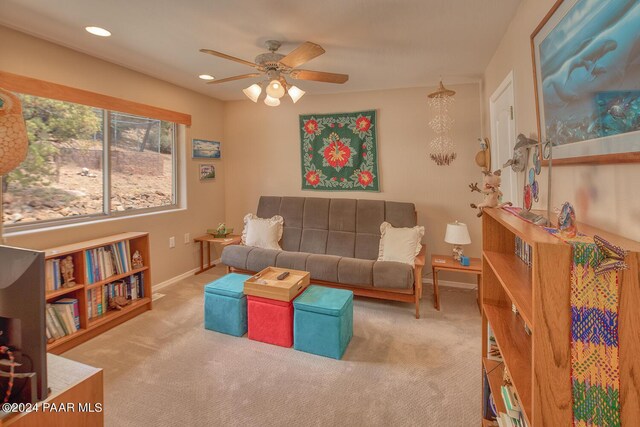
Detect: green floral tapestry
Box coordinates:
(299, 110, 379, 191)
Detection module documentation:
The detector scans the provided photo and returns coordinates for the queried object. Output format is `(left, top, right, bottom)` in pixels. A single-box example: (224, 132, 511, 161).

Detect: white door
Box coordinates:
(490, 72, 518, 206)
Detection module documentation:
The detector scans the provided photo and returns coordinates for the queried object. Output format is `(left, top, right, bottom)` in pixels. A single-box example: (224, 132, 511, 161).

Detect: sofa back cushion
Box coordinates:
(256, 196, 417, 260)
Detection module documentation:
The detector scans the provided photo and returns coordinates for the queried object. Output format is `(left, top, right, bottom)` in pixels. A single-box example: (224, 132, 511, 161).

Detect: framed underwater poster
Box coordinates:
(532, 0, 640, 164)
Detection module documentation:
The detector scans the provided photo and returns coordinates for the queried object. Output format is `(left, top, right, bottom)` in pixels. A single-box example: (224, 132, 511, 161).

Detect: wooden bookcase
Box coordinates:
(480, 208, 640, 426)
(44, 232, 152, 354)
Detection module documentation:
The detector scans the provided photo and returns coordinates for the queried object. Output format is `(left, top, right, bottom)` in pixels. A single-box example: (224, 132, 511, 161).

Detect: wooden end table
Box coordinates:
(193, 234, 241, 274)
(431, 254, 482, 311)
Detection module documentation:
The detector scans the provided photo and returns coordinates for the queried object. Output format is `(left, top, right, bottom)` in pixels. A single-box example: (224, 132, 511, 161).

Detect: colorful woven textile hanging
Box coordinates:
(299, 110, 379, 191)
(553, 232, 621, 427)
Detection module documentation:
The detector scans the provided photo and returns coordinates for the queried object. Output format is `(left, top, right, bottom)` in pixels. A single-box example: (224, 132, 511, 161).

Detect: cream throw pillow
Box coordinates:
(377, 222, 424, 266)
(241, 214, 284, 250)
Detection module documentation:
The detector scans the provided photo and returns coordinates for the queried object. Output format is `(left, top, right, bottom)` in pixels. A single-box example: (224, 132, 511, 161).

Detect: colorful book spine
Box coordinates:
(45, 305, 63, 339)
(56, 298, 80, 330)
(514, 236, 533, 267)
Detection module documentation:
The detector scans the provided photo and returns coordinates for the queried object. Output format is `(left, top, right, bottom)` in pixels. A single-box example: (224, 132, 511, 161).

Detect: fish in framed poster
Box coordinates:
(192, 139, 221, 159)
(532, 0, 640, 165)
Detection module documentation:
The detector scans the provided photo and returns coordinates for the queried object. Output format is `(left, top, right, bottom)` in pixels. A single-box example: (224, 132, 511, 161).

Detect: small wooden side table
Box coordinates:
(193, 234, 241, 275)
(431, 254, 482, 311)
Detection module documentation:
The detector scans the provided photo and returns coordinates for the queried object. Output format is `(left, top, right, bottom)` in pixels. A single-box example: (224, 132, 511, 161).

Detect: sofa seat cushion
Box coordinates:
(373, 261, 414, 290)
(246, 248, 280, 272)
(306, 254, 341, 282)
(221, 245, 254, 270)
(338, 258, 374, 287)
(222, 246, 411, 290)
(275, 251, 310, 271)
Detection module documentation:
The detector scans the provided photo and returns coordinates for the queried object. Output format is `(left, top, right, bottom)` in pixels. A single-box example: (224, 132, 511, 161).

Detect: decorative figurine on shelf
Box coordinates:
(469, 170, 513, 217)
(558, 202, 577, 238)
(594, 235, 629, 276)
(109, 296, 131, 311)
(60, 255, 76, 288)
(131, 250, 144, 270)
(503, 134, 538, 173)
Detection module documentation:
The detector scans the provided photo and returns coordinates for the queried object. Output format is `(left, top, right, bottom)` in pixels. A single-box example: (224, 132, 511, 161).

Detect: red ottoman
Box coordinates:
(247, 295, 294, 347)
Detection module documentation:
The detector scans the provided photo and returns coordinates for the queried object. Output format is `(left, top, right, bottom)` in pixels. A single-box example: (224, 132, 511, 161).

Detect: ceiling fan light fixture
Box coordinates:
(288, 86, 305, 104)
(85, 26, 111, 37)
(199, 74, 215, 81)
(264, 95, 280, 107)
(243, 84, 262, 103)
(266, 79, 286, 99)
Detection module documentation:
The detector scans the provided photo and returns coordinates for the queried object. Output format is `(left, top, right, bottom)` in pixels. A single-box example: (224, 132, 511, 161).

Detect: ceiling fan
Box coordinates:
(200, 40, 349, 106)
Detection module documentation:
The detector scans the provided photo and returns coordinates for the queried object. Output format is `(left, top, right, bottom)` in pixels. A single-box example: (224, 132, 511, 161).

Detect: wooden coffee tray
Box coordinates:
(243, 267, 310, 302)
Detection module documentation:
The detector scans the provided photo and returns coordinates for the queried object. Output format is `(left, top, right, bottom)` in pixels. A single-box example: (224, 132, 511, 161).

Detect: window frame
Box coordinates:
(1, 71, 190, 233)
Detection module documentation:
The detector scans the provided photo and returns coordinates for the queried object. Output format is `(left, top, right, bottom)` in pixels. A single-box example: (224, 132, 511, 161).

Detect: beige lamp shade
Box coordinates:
(0, 87, 29, 175)
(444, 221, 471, 245)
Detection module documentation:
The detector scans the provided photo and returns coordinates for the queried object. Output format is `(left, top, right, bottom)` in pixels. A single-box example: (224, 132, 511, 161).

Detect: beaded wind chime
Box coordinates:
(428, 81, 456, 166)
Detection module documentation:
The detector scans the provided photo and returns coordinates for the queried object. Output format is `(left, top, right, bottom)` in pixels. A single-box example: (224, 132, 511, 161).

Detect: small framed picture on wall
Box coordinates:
(199, 164, 216, 181)
(192, 139, 221, 159)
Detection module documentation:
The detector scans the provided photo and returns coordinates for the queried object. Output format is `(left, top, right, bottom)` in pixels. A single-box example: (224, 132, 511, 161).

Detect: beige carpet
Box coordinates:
(63, 266, 481, 426)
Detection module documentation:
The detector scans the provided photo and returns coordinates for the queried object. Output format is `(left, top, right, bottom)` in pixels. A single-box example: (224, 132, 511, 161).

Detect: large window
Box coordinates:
(2, 94, 177, 228)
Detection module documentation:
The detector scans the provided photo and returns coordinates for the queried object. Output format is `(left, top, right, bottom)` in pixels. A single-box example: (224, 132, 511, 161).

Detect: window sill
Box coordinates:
(4, 206, 187, 238)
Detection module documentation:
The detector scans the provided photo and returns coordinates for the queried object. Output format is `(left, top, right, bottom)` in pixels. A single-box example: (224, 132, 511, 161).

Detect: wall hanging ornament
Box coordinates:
(299, 110, 379, 191)
(428, 81, 456, 166)
(0, 87, 29, 243)
(0, 88, 28, 175)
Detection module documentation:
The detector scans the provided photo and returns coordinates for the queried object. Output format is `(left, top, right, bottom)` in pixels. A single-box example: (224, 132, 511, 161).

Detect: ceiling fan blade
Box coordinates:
(290, 69, 349, 84)
(200, 49, 257, 68)
(206, 73, 262, 84)
(279, 42, 325, 68)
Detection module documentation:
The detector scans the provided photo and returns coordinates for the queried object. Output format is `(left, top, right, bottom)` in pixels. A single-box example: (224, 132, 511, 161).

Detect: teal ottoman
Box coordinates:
(293, 285, 353, 359)
(204, 273, 250, 337)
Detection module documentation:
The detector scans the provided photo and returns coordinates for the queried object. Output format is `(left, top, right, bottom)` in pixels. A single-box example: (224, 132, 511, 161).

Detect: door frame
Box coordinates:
(489, 70, 518, 206)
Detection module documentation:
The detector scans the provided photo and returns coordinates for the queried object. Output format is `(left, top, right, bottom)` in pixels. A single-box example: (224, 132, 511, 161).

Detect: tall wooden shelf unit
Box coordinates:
(44, 232, 152, 354)
(480, 208, 640, 426)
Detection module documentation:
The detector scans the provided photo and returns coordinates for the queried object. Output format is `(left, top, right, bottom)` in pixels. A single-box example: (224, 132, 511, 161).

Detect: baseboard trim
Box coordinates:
(153, 267, 199, 291)
(422, 278, 477, 290)
(153, 258, 223, 291)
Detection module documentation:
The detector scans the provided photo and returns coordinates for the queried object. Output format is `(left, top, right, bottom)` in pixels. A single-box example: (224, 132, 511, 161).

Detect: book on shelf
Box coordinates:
(46, 299, 80, 341)
(496, 412, 527, 427)
(487, 325, 503, 362)
(45, 258, 63, 291)
(85, 240, 133, 284)
(483, 370, 497, 420)
(497, 384, 528, 427)
(87, 272, 145, 319)
(501, 385, 521, 418)
(514, 236, 532, 267)
(55, 298, 81, 330)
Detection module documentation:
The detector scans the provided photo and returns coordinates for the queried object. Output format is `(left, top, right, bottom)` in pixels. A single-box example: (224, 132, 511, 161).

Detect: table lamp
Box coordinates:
(444, 221, 471, 261)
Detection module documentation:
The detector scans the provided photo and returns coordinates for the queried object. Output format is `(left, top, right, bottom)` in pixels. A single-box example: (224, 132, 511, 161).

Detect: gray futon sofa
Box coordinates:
(221, 196, 426, 318)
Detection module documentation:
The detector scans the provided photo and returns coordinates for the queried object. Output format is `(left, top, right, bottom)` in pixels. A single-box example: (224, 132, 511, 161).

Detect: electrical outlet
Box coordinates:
(169, 236, 175, 248)
(184, 233, 190, 244)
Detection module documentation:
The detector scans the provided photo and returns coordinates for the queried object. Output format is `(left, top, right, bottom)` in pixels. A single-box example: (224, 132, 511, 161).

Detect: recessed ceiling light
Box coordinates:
(85, 26, 111, 37)
(199, 74, 215, 81)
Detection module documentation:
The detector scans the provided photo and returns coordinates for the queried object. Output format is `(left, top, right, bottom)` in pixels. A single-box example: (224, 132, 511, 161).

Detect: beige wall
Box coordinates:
(0, 26, 226, 284)
(483, 0, 640, 241)
(223, 83, 484, 283)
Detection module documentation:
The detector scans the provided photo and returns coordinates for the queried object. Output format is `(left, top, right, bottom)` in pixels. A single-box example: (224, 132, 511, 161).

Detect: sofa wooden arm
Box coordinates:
(414, 244, 426, 267)
(413, 244, 426, 319)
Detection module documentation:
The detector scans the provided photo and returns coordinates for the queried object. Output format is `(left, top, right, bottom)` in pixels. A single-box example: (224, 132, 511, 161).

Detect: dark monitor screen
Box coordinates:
(0, 245, 48, 403)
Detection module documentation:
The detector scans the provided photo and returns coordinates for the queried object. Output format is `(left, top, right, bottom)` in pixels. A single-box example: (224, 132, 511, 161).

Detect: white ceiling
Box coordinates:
(0, 0, 522, 101)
